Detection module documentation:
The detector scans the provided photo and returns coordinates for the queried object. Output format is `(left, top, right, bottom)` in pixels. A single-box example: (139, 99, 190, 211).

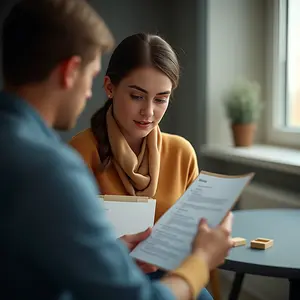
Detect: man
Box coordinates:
(0, 1, 233, 299)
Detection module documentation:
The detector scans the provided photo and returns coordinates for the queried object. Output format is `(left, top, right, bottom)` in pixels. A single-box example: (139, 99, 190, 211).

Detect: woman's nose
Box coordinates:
(140, 102, 154, 118)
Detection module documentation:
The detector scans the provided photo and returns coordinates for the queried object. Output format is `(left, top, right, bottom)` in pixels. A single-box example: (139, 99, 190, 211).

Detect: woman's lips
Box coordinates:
(134, 120, 153, 129)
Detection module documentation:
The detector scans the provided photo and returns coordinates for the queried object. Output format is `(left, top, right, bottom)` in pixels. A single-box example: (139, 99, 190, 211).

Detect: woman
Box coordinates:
(69, 33, 213, 300)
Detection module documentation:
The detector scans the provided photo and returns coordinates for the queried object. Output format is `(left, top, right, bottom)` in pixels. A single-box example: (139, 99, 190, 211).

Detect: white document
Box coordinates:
(101, 196, 156, 238)
(130, 171, 254, 271)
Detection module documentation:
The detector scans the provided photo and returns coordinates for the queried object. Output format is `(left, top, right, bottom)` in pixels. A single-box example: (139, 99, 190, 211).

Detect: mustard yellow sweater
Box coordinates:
(69, 128, 199, 222)
(69, 128, 210, 297)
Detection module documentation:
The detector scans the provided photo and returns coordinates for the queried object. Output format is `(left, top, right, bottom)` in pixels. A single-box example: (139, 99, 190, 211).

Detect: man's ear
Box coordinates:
(60, 56, 82, 89)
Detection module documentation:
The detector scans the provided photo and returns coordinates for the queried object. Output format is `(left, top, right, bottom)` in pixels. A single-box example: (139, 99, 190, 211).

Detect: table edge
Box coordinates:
(220, 259, 300, 279)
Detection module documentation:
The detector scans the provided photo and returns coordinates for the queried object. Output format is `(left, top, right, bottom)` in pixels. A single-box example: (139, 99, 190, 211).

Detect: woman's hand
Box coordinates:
(119, 227, 151, 251)
(119, 228, 158, 274)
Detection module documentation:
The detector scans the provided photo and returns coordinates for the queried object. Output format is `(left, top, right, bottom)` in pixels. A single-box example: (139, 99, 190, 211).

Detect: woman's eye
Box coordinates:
(155, 98, 167, 104)
(131, 95, 144, 100)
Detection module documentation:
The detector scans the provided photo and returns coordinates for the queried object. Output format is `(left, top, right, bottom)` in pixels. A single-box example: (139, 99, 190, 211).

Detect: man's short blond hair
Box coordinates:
(2, 0, 115, 86)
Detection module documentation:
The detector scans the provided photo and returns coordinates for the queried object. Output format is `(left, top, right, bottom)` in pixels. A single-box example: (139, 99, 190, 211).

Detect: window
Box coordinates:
(285, 0, 300, 127)
(266, 0, 300, 147)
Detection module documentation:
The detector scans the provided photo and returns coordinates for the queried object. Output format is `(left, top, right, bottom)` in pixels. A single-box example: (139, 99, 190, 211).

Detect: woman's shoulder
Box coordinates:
(161, 132, 196, 156)
(161, 133, 199, 186)
(68, 128, 100, 169)
(69, 128, 98, 150)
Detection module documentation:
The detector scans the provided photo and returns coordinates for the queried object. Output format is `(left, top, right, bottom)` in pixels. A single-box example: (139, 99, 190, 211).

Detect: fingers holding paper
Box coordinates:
(119, 228, 158, 273)
(220, 211, 233, 235)
(192, 217, 234, 270)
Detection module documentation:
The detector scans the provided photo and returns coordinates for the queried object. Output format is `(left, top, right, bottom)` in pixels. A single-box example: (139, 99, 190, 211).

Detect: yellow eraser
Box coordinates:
(232, 237, 246, 247)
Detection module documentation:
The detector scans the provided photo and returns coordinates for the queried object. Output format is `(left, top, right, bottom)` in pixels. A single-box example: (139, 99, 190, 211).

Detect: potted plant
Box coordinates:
(223, 79, 263, 147)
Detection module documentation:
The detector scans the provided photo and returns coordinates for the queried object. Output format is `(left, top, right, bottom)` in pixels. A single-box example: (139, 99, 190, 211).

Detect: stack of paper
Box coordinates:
(99, 195, 156, 238)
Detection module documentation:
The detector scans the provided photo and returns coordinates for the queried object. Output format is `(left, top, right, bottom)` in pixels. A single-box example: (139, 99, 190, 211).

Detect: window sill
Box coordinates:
(200, 144, 300, 175)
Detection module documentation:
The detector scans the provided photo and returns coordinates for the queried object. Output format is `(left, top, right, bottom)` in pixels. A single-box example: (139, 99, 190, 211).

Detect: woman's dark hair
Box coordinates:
(91, 33, 180, 168)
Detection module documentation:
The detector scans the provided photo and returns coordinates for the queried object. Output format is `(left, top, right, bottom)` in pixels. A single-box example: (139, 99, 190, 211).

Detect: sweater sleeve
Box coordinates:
(16, 146, 176, 300)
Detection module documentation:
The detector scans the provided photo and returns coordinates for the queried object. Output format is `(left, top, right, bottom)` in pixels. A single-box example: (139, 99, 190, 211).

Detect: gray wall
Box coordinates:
(58, 0, 208, 149)
(157, 1, 208, 149)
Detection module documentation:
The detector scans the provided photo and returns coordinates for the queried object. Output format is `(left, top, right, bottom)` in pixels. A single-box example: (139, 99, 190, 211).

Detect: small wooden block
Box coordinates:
(232, 237, 246, 247)
(250, 238, 273, 250)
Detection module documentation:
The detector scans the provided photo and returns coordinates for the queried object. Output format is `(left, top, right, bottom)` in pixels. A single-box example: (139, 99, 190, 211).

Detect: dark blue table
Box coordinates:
(220, 209, 300, 300)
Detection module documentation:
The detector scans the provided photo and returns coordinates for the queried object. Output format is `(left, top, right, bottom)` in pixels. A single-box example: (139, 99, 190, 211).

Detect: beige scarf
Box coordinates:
(106, 106, 162, 197)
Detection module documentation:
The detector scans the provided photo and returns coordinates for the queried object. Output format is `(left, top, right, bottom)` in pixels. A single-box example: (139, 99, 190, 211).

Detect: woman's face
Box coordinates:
(104, 67, 172, 142)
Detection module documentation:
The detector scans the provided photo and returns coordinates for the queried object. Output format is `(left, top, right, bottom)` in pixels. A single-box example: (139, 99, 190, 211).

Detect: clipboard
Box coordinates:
(99, 194, 151, 203)
(99, 194, 157, 238)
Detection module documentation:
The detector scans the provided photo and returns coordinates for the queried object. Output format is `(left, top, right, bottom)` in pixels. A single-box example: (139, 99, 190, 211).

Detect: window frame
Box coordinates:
(266, 0, 300, 148)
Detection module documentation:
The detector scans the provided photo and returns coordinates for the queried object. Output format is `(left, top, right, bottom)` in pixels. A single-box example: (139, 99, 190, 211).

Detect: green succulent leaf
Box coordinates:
(223, 79, 263, 124)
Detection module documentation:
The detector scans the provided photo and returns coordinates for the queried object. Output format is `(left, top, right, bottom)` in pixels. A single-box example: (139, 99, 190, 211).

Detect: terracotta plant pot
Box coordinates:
(231, 123, 256, 147)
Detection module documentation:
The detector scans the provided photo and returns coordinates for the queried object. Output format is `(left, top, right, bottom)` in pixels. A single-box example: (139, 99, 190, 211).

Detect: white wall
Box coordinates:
(206, 0, 267, 146)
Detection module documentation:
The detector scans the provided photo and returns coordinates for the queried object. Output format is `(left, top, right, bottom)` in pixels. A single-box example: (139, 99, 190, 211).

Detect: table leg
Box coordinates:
(289, 279, 300, 300)
(228, 273, 245, 300)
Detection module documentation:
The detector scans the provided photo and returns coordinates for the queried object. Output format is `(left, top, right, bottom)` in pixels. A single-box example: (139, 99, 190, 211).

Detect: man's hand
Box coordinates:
(119, 228, 158, 274)
(192, 216, 234, 271)
(220, 211, 233, 234)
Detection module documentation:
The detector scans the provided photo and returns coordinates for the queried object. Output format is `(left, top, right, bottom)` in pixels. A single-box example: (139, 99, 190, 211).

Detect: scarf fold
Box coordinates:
(106, 106, 161, 197)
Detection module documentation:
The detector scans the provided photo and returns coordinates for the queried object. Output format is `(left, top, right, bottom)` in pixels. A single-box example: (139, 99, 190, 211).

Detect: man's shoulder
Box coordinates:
(32, 140, 87, 173)
(0, 131, 102, 205)
(36, 140, 85, 169)
(2, 132, 87, 176)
